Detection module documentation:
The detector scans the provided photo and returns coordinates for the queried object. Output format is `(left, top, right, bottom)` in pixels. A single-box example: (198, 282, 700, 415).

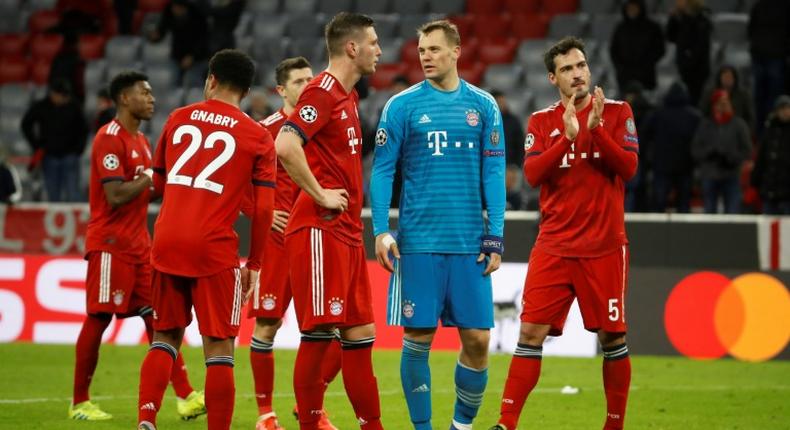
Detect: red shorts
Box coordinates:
(247, 236, 292, 319)
(521, 245, 629, 336)
(151, 267, 243, 339)
(85, 251, 151, 317)
(286, 227, 374, 332)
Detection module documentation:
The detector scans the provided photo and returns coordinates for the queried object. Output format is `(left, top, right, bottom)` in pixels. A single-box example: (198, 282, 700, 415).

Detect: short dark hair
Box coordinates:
(109, 71, 148, 103)
(208, 49, 256, 94)
(275, 56, 312, 86)
(544, 36, 587, 74)
(417, 19, 461, 47)
(325, 12, 375, 57)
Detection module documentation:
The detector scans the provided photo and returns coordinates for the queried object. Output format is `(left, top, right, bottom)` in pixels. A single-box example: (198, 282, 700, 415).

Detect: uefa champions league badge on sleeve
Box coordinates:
(524, 133, 535, 150)
(299, 105, 318, 123)
(490, 131, 500, 146)
(103, 153, 120, 170)
(375, 128, 387, 146)
(626, 117, 636, 135)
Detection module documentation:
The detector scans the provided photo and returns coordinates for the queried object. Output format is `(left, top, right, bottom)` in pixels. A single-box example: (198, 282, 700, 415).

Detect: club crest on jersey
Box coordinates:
(262, 293, 276, 311)
(375, 128, 387, 146)
(402, 300, 415, 318)
(112, 289, 125, 306)
(103, 154, 120, 170)
(525, 133, 535, 150)
(299, 105, 318, 123)
(329, 297, 344, 316)
(490, 131, 500, 146)
(465, 110, 480, 127)
(626, 117, 636, 135)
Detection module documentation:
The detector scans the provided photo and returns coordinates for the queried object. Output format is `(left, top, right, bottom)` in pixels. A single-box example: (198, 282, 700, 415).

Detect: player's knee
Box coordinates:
(340, 323, 376, 341)
(598, 331, 626, 348)
(519, 323, 550, 346)
(254, 317, 282, 341)
(404, 327, 437, 344)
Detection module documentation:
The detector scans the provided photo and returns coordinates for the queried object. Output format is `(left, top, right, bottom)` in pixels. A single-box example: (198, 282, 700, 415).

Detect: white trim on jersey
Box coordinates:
(311, 228, 324, 316)
(261, 111, 284, 126)
(252, 267, 261, 310)
(388, 259, 402, 325)
(466, 83, 502, 126)
(99, 252, 111, 303)
(106, 122, 120, 136)
(231, 268, 242, 326)
(620, 245, 627, 323)
(380, 82, 422, 122)
(319, 74, 335, 92)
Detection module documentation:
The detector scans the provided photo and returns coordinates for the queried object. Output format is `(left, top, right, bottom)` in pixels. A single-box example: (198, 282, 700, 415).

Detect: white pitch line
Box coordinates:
(2, 385, 789, 405)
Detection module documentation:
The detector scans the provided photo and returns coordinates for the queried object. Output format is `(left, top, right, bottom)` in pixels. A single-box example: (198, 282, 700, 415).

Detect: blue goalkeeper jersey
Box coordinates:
(370, 79, 506, 254)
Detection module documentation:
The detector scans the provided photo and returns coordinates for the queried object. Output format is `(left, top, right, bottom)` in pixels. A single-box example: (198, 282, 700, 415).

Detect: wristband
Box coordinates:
(381, 233, 396, 249)
(481, 235, 504, 255)
(141, 168, 154, 181)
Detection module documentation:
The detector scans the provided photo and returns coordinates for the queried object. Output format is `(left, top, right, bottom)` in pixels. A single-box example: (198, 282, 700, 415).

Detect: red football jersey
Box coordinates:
(525, 98, 639, 257)
(85, 119, 152, 263)
(284, 71, 364, 246)
(151, 99, 277, 277)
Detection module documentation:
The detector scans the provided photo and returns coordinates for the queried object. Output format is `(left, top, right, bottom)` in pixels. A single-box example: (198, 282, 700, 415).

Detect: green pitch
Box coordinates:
(0, 343, 787, 429)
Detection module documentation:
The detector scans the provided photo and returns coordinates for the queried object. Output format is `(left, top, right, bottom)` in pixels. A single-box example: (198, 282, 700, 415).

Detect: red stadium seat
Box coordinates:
(511, 14, 550, 39)
(28, 10, 61, 33)
(541, 0, 578, 16)
(458, 62, 486, 85)
(406, 66, 425, 85)
(400, 39, 420, 65)
(503, 0, 541, 14)
(102, 14, 118, 37)
(467, 0, 503, 14)
(447, 15, 474, 40)
(0, 33, 29, 58)
(30, 33, 64, 60)
(472, 14, 512, 40)
(458, 38, 479, 68)
(369, 63, 407, 90)
(138, 0, 169, 13)
(78, 34, 105, 59)
(31, 58, 52, 85)
(0, 56, 29, 84)
(132, 10, 145, 34)
(478, 38, 517, 64)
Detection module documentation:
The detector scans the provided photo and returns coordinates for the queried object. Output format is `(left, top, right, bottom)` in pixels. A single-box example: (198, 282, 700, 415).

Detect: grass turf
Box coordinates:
(0, 343, 788, 429)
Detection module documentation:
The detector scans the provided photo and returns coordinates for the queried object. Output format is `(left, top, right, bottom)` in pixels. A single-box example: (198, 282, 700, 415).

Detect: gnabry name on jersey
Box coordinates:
(189, 109, 239, 128)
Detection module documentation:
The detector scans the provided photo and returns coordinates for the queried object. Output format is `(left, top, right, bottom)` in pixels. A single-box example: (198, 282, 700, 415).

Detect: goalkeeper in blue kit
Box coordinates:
(369, 19, 506, 430)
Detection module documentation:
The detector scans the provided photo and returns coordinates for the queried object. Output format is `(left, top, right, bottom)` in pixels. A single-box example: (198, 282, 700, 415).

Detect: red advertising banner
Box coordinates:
(0, 204, 89, 256)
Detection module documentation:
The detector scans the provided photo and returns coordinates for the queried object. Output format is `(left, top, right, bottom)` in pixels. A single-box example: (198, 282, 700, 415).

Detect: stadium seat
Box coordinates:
(28, 9, 60, 33)
(0, 0, 18, 9)
(78, 34, 105, 60)
(30, 33, 63, 60)
(713, 13, 748, 45)
(427, 0, 466, 15)
(579, 0, 617, 14)
(184, 87, 204, 105)
(472, 14, 512, 40)
(458, 38, 479, 67)
(397, 14, 432, 39)
(30, 58, 51, 85)
(142, 40, 171, 64)
(406, 65, 425, 84)
(105, 35, 142, 64)
(400, 38, 420, 64)
(547, 13, 589, 38)
(532, 84, 560, 109)
(378, 37, 404, 63)
(148, 112, 170, 140)
(247, 0, 280, 14)
(0, 84, 32, 111)
(146, 64, 178, 90)
(720, 42, 750, 68)
(283, 0, 316, 14)
(372, 15, 398, 38)
(467, 0, 502, 15)
(317, 0, 352, 15)
(253, 14, 287, 39)
(392, 0, 428, 14)
(510, 13, 549, 39)
(707, 0, 740, 13)
(287, 15, 323, 39)
(28, 0, 57, 10)
(458, 62, 485, 85)
(0, 33, 28, 58)
(356, 0, 390, 14)
(483, 63, 523, 91)
(155, 87, 184, 113)
(107, 62, 143, 82)
(507, 90, 533, 119)
(254, 38, 290, 66)
(369, 63, 407, 90)
(478, 38, 517, 64)
(590, 14, 620, 42)
(447, 14, 473, 39)
(289, 37, 326, 64)
(516, 39, 550, 68)
(0, 109, 23, 134)
(138, 0, 168, 13)
(541, 0, 579, 16)
(503, 0, 540, 14)
(84, 59, 106, 88)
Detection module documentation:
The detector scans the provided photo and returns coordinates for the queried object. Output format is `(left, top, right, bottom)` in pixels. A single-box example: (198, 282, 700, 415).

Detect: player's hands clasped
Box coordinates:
(375, 233, 400, 272)
(563, 93, 579, 141)
(587, 86, 605, 130)
(271, 210, 290, 233)
(317, 188, 349, 212)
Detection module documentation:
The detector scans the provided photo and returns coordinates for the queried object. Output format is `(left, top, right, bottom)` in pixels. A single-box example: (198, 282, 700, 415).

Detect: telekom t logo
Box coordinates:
(347, 127, 359, 154)
(427, 131, 448, 156)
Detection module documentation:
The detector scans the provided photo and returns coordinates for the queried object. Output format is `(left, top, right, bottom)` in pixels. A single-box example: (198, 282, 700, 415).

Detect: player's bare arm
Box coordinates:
(563, 93, 579, 140)
(275, 124, 349, 212)
(271, 210, 289, 233)
(374, 232, 400, 272)
(587, 86, 605, 130)
(101, 169, 153, 209)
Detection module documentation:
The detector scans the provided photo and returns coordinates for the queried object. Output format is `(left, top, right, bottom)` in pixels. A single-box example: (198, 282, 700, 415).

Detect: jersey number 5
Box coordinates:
(167, 124, 236, 194)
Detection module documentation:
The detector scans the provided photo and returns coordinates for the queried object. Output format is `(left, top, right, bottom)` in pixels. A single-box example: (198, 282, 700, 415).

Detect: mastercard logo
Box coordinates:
(664, 271, 790, 362)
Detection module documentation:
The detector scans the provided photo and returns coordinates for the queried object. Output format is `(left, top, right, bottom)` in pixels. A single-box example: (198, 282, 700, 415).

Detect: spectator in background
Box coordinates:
(0, 146, 22, 204)
(666, 0, 712, 105)
(245, 89, 272, 122)
(751, 95, 790, 215)
(21, 79, 88, 202)
(699, 65, 756, 135)
(94, 88, 116, 131)
(204, 0, 245, 53)
(748, 0, 789, 136)
(620, 81, 655, 212)
(148, 0, 210, 87)
(642, 82, 700, 213)
(692, 90, 752, 213)
(491, 89, 526, 210)
(49, 32, 85, 102)
(113, 0, 138, 35)
(610, 0, 665, 92)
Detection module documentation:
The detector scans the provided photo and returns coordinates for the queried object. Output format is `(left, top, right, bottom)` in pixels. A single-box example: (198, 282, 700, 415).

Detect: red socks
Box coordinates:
(340, 337, 382, 430)
(72, 314, 112, 404)
(294, 333, 334, 429)
(250, 337, 275, 415)
(498, 344, 543, 430)
(141, 314, 194, 399)
(138, 342, 177, 426)
(602, 344, 631, 430)
(205, 356, 236, 430)
(321, 338, 343, 389)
